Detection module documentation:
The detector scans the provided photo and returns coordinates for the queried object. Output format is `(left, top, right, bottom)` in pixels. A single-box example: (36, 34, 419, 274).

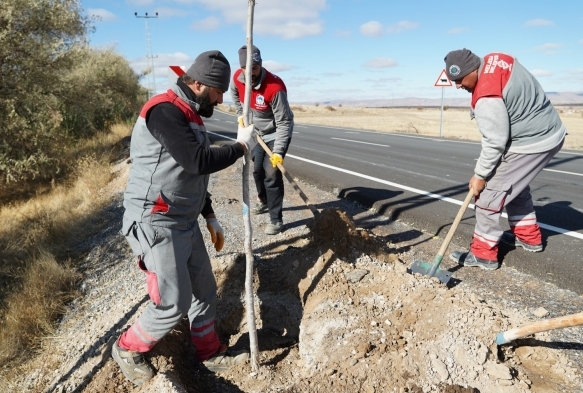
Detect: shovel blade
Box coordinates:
(409, 260, 453, 284)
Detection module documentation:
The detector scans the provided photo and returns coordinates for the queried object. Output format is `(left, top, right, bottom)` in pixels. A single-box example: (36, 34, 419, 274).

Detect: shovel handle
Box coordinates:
(496, 311, 583, 345)
(255, 135, 319, 217)
(428, 189, 473, 277)
(436, 188, 474, 258)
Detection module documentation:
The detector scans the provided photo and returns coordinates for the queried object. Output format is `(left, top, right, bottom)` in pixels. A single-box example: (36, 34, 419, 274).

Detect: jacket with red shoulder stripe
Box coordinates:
(469, 53, 566, 179)
(124, 86, 210, 230)
(230, 68, 294, 155)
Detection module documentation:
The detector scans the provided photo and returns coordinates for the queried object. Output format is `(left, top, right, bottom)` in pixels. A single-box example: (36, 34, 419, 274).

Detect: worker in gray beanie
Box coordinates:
(238, 45, 262, 68)
(444, 49, 566, 272)
(444, 48, 481, 82)
(186, 50, 231, 92)
(112, 49, 257, 385)
(231, 44, 294, 235)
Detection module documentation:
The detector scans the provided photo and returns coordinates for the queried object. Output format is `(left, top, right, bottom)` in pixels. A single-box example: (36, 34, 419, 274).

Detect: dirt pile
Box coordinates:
(4, 160, 582, 393)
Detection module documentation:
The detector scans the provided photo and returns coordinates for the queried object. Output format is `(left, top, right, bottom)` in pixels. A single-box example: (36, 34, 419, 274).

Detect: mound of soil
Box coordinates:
(5, 160, 581, 393)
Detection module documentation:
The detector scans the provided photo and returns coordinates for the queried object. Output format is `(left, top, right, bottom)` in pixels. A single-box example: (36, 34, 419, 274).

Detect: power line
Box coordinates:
(135, 12, 158, 99)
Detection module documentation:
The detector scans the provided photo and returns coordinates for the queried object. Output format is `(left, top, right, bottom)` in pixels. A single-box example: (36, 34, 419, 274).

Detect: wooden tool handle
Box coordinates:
(496, 311, 583, 345)
(436, 189, 474, 257)
(256, 136, 319, 217)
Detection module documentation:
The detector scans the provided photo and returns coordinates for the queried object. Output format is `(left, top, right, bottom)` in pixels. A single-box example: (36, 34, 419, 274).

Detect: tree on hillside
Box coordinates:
(0, 0, 144, 194)
(0, 0, 88, 185)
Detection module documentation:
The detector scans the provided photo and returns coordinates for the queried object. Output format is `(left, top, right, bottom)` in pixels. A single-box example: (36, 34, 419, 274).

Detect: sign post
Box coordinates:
(434, 69, 452, 137)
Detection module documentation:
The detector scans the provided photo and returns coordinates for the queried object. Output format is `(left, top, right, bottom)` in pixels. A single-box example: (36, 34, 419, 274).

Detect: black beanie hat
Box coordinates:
(186, 50, 231, 92)
(444, 48, 481, 81)
(238, 45, 262, 68)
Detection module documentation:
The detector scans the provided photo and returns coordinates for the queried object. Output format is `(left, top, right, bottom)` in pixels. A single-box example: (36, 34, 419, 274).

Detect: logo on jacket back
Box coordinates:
(484, 55, 513, 74)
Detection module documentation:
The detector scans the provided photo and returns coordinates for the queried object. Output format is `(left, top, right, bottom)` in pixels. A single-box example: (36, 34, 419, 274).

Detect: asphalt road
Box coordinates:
(204, 110, 583, 294)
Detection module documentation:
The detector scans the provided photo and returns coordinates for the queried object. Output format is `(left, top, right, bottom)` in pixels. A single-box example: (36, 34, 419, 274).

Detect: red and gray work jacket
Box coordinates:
(123, 87, 210, 230)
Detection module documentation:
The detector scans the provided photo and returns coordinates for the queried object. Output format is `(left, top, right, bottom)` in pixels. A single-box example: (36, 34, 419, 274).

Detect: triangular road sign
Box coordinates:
(434, 69, 452, 87)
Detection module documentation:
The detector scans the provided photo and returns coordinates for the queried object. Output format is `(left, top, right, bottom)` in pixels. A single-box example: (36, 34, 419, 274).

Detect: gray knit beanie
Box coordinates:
(238, 45, 262, 68)
(444, 49, 481, 81)
(186, 50, 231, 92)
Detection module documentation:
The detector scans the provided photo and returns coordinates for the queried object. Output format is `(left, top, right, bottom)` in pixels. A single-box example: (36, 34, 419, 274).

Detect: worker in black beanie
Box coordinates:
(231, 44, 295, 235)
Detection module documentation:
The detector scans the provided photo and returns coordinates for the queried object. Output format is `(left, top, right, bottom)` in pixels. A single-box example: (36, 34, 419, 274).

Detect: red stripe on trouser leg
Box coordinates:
(191, 321, 221, 361)
(511, 223, 541, 245)
(118, 322, 159, 353)
(470, 235, 499, 261)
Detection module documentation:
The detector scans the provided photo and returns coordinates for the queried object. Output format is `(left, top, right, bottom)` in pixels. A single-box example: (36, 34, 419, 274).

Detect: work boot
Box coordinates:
(265, 221, 283, 235)
(449, 250, 499, 271)
(500, 232, 543, 252)
(251, 202, 268, 215)
(202, 344, 249, 372)
(112, 338, 154, 386)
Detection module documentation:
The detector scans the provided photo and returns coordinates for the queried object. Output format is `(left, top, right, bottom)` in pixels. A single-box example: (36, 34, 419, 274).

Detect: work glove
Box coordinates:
(237, 116, 245, 128)
(206, 218, 225, 252)
(236, 123, 257, 152)
(269, 153, 283, 168)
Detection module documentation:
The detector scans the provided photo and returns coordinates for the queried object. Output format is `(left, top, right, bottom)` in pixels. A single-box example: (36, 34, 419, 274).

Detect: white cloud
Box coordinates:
(335, 29, 351, 38)
(535, 43, 561, 51)
(530, 69, 553, 77)
(263, 60, 296, 73)
(183, 0, 326, 39)
(131, 52, 194, 93)
(127, 0, 155, 5)
(153, 7, 189, 18)
(525, 19, 553, 27)
(360, 21, 384, 37)
(535, 43, 562, 55)
(363, 58, 398, 68)
(386, 21, 419, 34)
(191, 16, 221, 31)
(366, 77, 401, 83)
(87, 8, 116, 22)
(447, 27, 468, 35)
(287, 76, 318, 87)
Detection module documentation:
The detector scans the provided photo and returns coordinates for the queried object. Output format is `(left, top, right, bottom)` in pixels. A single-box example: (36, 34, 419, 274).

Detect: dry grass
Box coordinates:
(0, 124, 132, 367)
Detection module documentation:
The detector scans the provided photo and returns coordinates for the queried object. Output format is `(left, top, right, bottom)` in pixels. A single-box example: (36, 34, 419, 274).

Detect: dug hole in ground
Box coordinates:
(10, 144, 583, 393)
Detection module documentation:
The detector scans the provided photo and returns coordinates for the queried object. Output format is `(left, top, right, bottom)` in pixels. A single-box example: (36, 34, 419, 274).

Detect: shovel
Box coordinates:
(496, 311, 583, 345)
(409, 188, 474, 284)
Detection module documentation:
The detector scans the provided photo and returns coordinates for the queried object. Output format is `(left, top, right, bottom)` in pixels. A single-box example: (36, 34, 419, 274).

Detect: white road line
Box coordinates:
(225, 121, 234, 124)
(208, 130, 582, 240)
(332, 137, 390, 147)
(543, 168, 583, 177)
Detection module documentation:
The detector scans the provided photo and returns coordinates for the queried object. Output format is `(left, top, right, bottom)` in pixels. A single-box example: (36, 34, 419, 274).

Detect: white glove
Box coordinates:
(236, 123, 257, 152)
(205, 218, 224, 252)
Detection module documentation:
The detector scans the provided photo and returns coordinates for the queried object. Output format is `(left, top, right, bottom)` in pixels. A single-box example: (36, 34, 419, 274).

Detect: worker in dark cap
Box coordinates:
(444, 48, 566, 271)
(230, 44, 294, 235)
(112, 50, 257, 385)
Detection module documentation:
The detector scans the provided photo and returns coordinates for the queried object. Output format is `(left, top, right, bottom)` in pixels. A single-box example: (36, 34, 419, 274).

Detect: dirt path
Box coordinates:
(5, 154, 583, 393)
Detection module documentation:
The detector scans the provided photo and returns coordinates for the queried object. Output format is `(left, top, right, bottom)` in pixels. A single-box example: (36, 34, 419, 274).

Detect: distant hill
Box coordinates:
(284, 92, 583, 108)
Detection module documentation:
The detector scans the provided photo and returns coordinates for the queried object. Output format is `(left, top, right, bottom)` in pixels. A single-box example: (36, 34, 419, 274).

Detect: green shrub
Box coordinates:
(0, 0, 144, 194)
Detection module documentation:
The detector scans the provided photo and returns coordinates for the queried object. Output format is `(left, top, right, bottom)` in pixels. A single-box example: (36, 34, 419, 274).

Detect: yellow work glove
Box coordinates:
(205, 218, 225, 252)
(269, 153, 283, 168)
(237, 116, 245, 128)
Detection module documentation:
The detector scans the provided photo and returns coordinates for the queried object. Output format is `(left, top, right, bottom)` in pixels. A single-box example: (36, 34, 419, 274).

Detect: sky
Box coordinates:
(82, 0, 583, 104)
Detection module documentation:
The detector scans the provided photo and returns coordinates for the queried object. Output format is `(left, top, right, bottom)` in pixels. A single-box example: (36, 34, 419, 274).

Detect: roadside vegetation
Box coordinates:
(0, 0, 145, 368)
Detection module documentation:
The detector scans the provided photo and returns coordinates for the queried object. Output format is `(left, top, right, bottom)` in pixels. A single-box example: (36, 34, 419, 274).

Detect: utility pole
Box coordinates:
(135, 12, 158, 99)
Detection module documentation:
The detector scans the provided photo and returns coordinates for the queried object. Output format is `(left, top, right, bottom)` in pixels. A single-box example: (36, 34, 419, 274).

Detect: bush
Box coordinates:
(0, 0, 144, 194)
(325, 105, 336, 111)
